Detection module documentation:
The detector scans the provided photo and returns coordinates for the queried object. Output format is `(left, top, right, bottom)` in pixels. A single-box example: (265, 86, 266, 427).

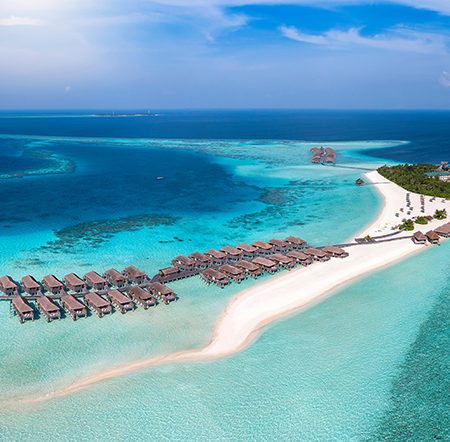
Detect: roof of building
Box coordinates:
(128, 285, 152, 300)
(60, 294, 85, 311)
(413, 231, 427, 240)
(252, 241, 273, 250)
(285, 236, 306, 245)
(0, 275, 18, 290)
(236, 243, 257, 253)
(221, 246, 242, 256)
(64, 273, 86, 287)
(235, 260, 260, 271)
(286, 250, 309, 260)
(147, 282, 174, 295)
(202, 268, 228, 280)
(12, 296, 33, 314)
(42, 274, 64, 289)
(159, 267, 180, 276)
(268, 239, 288, 247)
(36, 296, 60, 312)
(304, 247, 328, 257)
(189, 252, 210, 262)
(84, 271, 107, 285)
(104, 268, 126, 281)
(322, 246, 347, 255)
(173, 255, 195, 265)
(21, 275, 41, 291)
(205, 249, 227, 259)
(270, 253, 293, 264)
(426, 230, 440, 241)
(108, 289, 132, 305)
(84, 292, 110, 308)
(123, 266, 146, 278)
(253, 257, 277, 267)
(219, 264, 244, 275)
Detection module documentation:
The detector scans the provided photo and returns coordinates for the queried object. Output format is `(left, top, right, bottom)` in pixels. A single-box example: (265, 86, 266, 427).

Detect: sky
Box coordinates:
(1, 0, 450, 109)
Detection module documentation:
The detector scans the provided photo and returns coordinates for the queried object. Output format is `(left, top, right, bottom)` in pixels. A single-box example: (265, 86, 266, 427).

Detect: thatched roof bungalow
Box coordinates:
(36, 296, 60, 322)
(234, 260, 262, 278)
(84, 271, 108, 291)
(201, 268, 230, 288)
(104, 269, 127, 288)
(322, 246, 349, 258)
(107, 289, 134, 313)
(0, 275, 19, 295)
(252, 257, 278, 273)
(128, 286, 157, 309)
(11, 296, 34, 323)
(64, 273, 87, 294)
(42, 275, 65, 295)
(304, 248, 330, 262)
(84, 292, 112, 317)
(123, 266, 147, 284)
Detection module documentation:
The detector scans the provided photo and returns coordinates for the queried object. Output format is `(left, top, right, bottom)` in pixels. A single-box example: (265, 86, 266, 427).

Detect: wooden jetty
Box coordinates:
(286, 250, 313, 265)
(284, 236, 307, 250)
(60, 294, 87, 320)
(147, 282, 176, 304)
(84, 292, 112, 317)
(322, 246, 349, 258)
(172, 255, 196, 271)
(201, 268, 230, 288)
(205, 249, 227, 265)
(234, 260, 262, 278)
(236, 243, 257, 259)
(252, 257, 278, 273)
(218, 264, 246, 283)
(104, 269, 127, 288)
(42, 274, 65, 294)
(21, 275, 42, 295)
(84, 271, 108, 291)
(189, 252, 211, 269)
(11, 296, 34, 323)
(269, 253, 296, 270)
(252, 241, 274, 255)
(220, 246, 243, 262)
(36, 296, 61, 322)
(304, 248, 330, 262)
(128, 286, 157, 309)
(107, 289, 134, 313)
(0, 276, 19, 295)
(64, 273, 87, 294)
(123, 266, 147, 284)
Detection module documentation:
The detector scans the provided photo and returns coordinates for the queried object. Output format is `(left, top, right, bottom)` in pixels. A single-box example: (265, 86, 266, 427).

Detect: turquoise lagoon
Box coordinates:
(0, 133, 447, 441)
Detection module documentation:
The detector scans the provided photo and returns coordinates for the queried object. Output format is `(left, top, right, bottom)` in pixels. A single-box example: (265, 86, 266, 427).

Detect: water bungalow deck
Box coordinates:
(201, 268, 230, 288)
(236, 243, 257, 259)
(42, 274, 65, 294)
(128, 286, 157, 309)
(0, 275, 19, 295)
(64, 273, 87, 294)
(304, 248, 330, 262)
(220, 246, 243, 262)
(286, 250, 313, 265)
(123, 266, 147, 284)
(84, 292, 112, 317)
(84, 271, 108, 291)
(36, 296, 61, 322)
(252, 241, 274, 255)
(269, 253, 296, 270)
(104, 268, 127, 288)
(147, 282, 176, 304)
(234, 260, 263, 278)
(11, 296, 34, 323)
(60, 294, 87, 320)
(107, 289, 134, 313)
(322, 246, 349, 258)
(21, 275, 42, 295)
(172, 255, 196, 271)
(218, 264, 246, 283)
(252, 257, 278, 273)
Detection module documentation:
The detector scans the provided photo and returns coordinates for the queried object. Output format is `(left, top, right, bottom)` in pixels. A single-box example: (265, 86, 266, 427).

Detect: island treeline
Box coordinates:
(378, 164, 450, 199)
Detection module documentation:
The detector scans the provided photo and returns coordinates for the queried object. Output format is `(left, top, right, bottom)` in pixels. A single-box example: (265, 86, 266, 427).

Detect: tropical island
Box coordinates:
(378, 163, 450, 198)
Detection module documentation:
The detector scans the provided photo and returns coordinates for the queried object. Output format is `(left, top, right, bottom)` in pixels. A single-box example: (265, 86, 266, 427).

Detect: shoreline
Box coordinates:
(17, 171, 450, 406)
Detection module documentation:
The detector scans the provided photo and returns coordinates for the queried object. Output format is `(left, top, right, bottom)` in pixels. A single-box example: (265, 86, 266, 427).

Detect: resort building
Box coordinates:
(64, 273, 87, 294)
(412, 231, 427, 244)
(189, 252, 211, 269)
(268, 239, 290, 252)
(84, 292, 112, 317)
(36, 296, 61, 322)
(284, 236, 307, 250)
(123, 266, 148, 284)
(322, 246, 349, 258)
(252, 241, 274, 255)
(11, 296, 34, 323)
(252, 257, 279, 273)
(84, 271, 108, 291)
(425, 230, 440, 244)
(104, 269, 127, 288)
(434, 223, 450, 238)
(21, 275, 42, 295)
(0, 275, 19, 295)
(128, 286, 157, 309)
(220, 246, 243, 262)
(201, 268, 230, 288)
(147, 282, 176, 304)
(236, 243, 257, 259)
(205, 249, 227, 265)
(107, 289, 134, 313)
(269, 253, 296, 270)
(304, 248, 330, 262)
(60, 294, 87, 320)
(172, 255, 196, 271)
(286, 250, 313, 265)
(42, 275, 65, 295)
(218, 264, 246, 283)
(158, 267, 181, 281)
(234, 260, 263, 278)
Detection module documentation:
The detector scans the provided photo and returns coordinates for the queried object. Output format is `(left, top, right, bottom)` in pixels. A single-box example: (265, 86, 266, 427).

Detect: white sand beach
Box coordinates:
(24, 171, 450, 404)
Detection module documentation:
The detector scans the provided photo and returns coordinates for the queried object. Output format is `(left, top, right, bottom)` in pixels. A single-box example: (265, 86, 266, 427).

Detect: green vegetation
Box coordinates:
(399, 219, 415, 231)
(363, 235, 372, 242)
(378, 164, 450, 199)
(434, 209, 447, 220)
(415, 216, 429, 225)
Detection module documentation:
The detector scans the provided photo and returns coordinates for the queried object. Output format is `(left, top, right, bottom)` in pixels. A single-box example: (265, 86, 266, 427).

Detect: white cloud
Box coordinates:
(440, 71, 450, 87)
(0, 15, 42, 26)
(280, 25, 448, 53)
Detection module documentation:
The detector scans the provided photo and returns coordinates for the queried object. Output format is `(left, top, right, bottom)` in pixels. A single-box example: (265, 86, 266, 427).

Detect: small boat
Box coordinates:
(156, 176, 164, 180)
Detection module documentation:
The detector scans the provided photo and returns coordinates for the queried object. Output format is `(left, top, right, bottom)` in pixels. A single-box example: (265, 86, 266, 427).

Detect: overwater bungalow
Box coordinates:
(11, 296, 34, 323)
(234, 260, 263, 278)
(104, 269, 127, 288)
(123, 266, 148, 284)
(84, 292, 112, 317)
(36, 296, 61, 322)
(107, 289, 134, 313)
(412, 231, 427, 244)
(218, 264, 246, 283)
(325, 147, 336, 164)
(147, 282, 176, 304)
(172, 255, 196, 271)
(236, 243, 257, 259)
(268, 239, 290, 252)
(252, 257, 279, 273)
(42, 274, 65, 295)
(158, 267, 181, 280)
(201, 268, 230, 288)
(64, 273, 87, 294)
(355, 178, 365, 186)
(252, 241, 274, 255)
(425, 230, 440, 244)
(286, 250, 313, 265)
(84, 271, 108, 291)
(21, 275, 42, 295)
(304, 248, 330, 262)
(269, 253, 296, 270)
(205, 249, 227, 265)
(189, 252, 211, 269)
(220, 246, 243, 262)
(0, 275, 19, 295)
(434, 223, 450, 238)
(322, 246, 349, 258)
(284, 236, 307, 250)
(60, 294, 87, 320)
(128, 286, 157, 309)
